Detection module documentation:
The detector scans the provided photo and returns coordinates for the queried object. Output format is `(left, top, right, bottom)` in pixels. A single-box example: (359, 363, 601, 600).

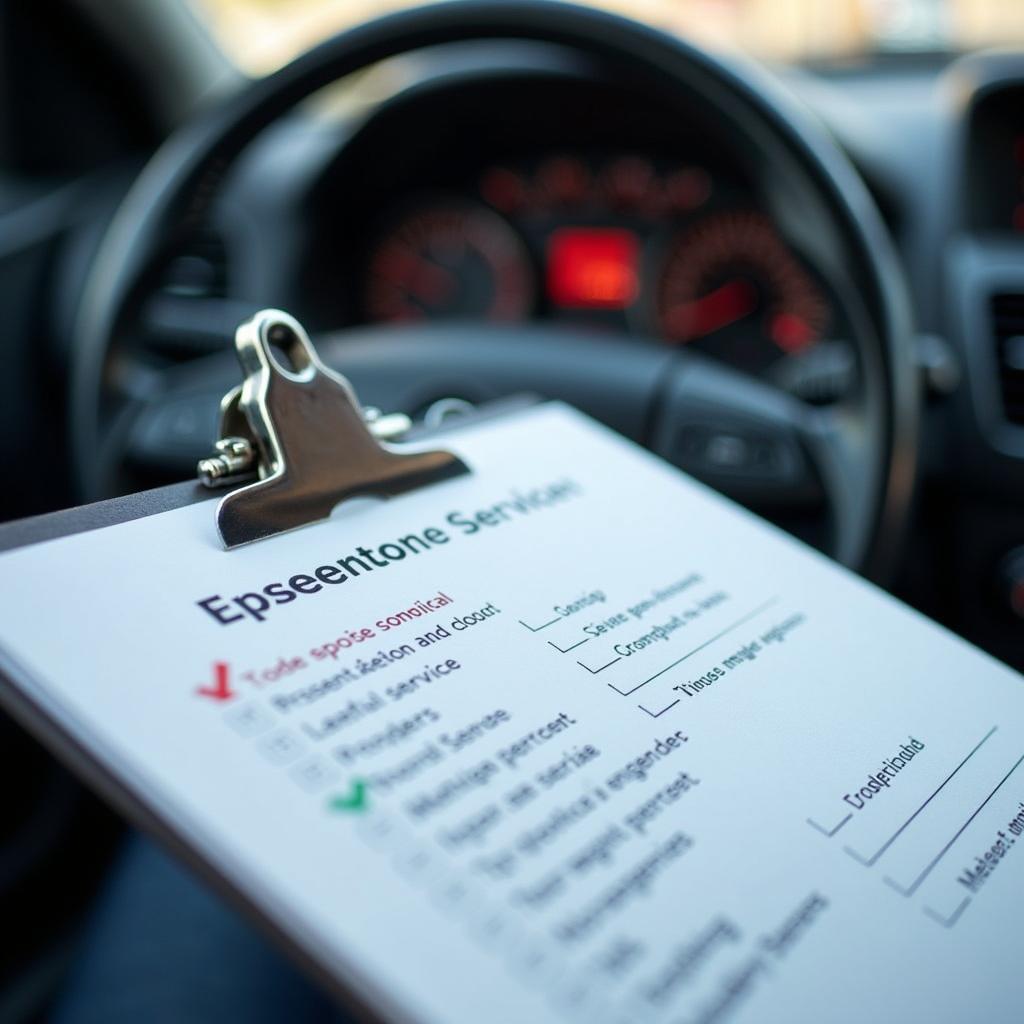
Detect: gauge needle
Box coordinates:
(411, 259, 458, 305)
(377, 244, 458, 306)
(668, 279, 757, 340)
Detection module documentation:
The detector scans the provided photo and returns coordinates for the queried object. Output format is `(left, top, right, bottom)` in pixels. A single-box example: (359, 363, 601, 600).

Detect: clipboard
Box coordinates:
(3, 309, 1024, 1024)
(0, 310, 529, 1023)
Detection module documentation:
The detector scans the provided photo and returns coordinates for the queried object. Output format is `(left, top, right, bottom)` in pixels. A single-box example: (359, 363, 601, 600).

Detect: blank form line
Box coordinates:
(807, 813, 853, 838)
(548, 637, 589, 654)
(519, 617, 561, 633)
(885, 750, 1024, 897)
(924, 897, 972, 929)
(639, 699, 680, 719)
(577, 656, 621, 675)
(609, 596, 781, 697)
(845, 726, 998, 867)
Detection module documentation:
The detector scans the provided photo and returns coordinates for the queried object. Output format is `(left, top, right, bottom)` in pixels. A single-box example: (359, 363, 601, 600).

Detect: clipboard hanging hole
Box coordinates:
(263, 320, 314, 382)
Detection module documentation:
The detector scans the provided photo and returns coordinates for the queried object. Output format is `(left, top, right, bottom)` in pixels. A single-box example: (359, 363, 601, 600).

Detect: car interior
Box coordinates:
(1, 0, 1023, 1017)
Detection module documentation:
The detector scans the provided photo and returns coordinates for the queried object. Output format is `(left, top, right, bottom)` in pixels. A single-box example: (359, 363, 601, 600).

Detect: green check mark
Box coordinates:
(328, 779, 369, 813)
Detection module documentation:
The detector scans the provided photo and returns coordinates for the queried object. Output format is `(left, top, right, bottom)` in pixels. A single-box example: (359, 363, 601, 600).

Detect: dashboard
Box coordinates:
(357, 153, 852, 403)
(290, 70, 862, 408)
(96, 45, 1024, 670)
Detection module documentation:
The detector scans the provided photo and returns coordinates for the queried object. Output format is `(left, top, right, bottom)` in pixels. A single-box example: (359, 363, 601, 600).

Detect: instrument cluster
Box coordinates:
(360, 153, 856, 403)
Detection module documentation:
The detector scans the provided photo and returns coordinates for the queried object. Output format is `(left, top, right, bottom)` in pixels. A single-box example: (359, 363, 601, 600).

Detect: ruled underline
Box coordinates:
(608, 596, 781, 697)
(845, 726, 998, 867)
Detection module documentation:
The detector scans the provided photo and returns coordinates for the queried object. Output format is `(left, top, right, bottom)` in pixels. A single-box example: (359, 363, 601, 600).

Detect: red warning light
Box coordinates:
(547, 228, 640, 309)
(480, 167, 528, 213)
(770, 310, 817, 352)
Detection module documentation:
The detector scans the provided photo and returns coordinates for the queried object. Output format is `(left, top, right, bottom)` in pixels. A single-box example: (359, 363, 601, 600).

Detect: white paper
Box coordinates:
(1, 403, 1023, 1024)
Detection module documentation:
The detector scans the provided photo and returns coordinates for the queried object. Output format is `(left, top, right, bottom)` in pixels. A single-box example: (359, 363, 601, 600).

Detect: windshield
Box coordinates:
(194, 0, 1024, 74)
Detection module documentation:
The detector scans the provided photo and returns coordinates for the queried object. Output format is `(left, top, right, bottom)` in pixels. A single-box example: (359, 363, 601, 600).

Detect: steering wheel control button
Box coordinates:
(671, 422, 800, 483)
(705, 432, 751, 469)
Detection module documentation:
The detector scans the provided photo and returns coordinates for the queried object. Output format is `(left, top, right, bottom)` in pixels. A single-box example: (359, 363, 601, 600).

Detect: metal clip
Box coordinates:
(198, 309, 468, 548)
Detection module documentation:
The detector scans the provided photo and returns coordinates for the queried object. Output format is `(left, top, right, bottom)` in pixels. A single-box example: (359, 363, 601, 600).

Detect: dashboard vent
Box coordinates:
(992, 293, 1024, 425)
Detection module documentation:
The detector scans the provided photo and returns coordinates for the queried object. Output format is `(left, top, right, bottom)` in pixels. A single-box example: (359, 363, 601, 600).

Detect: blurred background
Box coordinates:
(200, 0, 1024, 72)
(2, 0, 1024, 1021)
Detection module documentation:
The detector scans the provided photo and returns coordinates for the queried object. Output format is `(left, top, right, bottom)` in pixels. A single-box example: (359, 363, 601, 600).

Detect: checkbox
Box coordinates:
(223, 702, 275, 738)
(258, 729, 305, 766)
(290, 754, 339, 792)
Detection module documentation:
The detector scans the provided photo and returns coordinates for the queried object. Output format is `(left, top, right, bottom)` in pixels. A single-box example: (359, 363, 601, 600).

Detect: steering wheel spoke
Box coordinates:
(126, 323, 869, 567)
(650, 350, 885, 563)
(651, 352, 824, 503)
(800, 401, 877, 565)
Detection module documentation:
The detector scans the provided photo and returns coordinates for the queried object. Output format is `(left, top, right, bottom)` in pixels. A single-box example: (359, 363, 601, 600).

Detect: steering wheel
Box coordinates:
(70, 0, 919, 580)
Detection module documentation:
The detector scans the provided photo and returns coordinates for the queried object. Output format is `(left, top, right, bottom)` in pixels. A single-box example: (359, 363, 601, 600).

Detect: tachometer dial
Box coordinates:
(655, 211, 831, 376)
(365, 201, 533, 324)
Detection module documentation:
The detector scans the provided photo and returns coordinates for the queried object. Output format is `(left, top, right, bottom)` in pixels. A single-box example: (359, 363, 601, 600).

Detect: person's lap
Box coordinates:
(53, 835, 344, 1024)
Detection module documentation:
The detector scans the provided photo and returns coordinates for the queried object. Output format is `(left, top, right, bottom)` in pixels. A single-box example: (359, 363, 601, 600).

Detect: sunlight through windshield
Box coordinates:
(193, 0, 1024, 74)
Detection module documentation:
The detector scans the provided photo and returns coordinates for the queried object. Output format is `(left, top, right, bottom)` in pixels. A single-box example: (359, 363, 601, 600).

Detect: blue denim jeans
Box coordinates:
(53, 835, 345, 1023)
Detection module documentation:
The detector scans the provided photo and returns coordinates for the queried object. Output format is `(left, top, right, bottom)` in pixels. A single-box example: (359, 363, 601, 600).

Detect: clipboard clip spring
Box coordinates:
(197, 408, 414, 487)
(197, 310, 468, 549)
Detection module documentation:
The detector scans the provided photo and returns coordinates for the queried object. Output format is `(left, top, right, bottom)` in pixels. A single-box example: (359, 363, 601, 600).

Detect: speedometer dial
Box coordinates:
(655, 211, 831, 376)
(364, 200, 533, 324)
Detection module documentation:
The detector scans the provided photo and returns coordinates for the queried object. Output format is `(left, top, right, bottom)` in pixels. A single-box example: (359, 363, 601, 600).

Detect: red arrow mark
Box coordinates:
(196, 662, 234, 702)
